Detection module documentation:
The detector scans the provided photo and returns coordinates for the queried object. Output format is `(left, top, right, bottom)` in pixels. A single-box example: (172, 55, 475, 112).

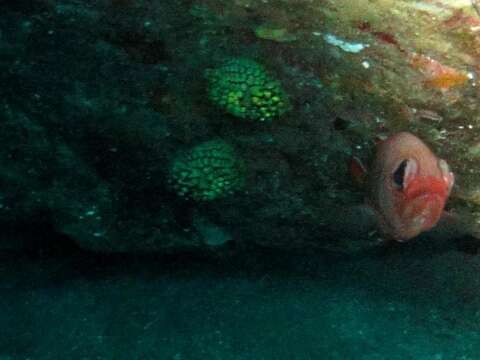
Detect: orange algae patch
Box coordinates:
(409, 53, 469, 90)
(443, 9, 480, 30)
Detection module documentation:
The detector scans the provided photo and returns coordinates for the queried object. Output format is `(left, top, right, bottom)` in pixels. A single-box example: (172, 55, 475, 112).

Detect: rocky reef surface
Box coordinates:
(2, 0, 480, 253)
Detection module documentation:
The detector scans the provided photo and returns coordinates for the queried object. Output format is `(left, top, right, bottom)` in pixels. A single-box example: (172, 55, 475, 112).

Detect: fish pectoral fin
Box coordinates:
(349, 156, 368, 188)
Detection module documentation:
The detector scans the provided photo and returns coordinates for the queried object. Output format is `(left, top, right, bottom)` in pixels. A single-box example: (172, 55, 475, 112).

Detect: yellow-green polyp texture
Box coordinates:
(205, 58, 289, 121)
(169, 140, 246, 201)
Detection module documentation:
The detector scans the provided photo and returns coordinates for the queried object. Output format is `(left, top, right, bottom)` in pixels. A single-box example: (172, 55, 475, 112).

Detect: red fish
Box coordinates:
(356, 132, 454, 241)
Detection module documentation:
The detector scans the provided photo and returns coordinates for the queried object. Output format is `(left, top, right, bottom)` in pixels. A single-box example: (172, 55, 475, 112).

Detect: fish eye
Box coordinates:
(392, 159, 409, 190)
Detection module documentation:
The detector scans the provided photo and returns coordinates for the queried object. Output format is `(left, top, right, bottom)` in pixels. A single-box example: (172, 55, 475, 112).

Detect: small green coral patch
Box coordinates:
(169, 140, 246, 201)
(205, 58, 289, 121)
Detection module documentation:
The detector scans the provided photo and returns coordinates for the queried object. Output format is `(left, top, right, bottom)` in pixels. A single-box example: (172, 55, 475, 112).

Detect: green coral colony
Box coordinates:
(205, 58, 289, 121)
(169, 140, 246, 201)
(170, 59, 287, 201)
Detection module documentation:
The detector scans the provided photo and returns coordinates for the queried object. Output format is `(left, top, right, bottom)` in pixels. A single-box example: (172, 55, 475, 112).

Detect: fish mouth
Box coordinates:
(400, 192, 445, 239)
(392, 176, 449, 241)
(404, 176, 448, 200)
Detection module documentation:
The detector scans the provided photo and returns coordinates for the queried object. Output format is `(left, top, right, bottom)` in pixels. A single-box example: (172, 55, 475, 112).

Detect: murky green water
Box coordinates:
(3, 242, 480, 359)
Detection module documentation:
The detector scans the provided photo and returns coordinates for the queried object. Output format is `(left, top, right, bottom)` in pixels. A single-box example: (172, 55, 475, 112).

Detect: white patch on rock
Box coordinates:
(323, 33, 369, 53)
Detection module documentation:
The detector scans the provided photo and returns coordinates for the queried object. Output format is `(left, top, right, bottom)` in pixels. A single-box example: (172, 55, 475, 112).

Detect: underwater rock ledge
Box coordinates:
(2, 0, 480, 254)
